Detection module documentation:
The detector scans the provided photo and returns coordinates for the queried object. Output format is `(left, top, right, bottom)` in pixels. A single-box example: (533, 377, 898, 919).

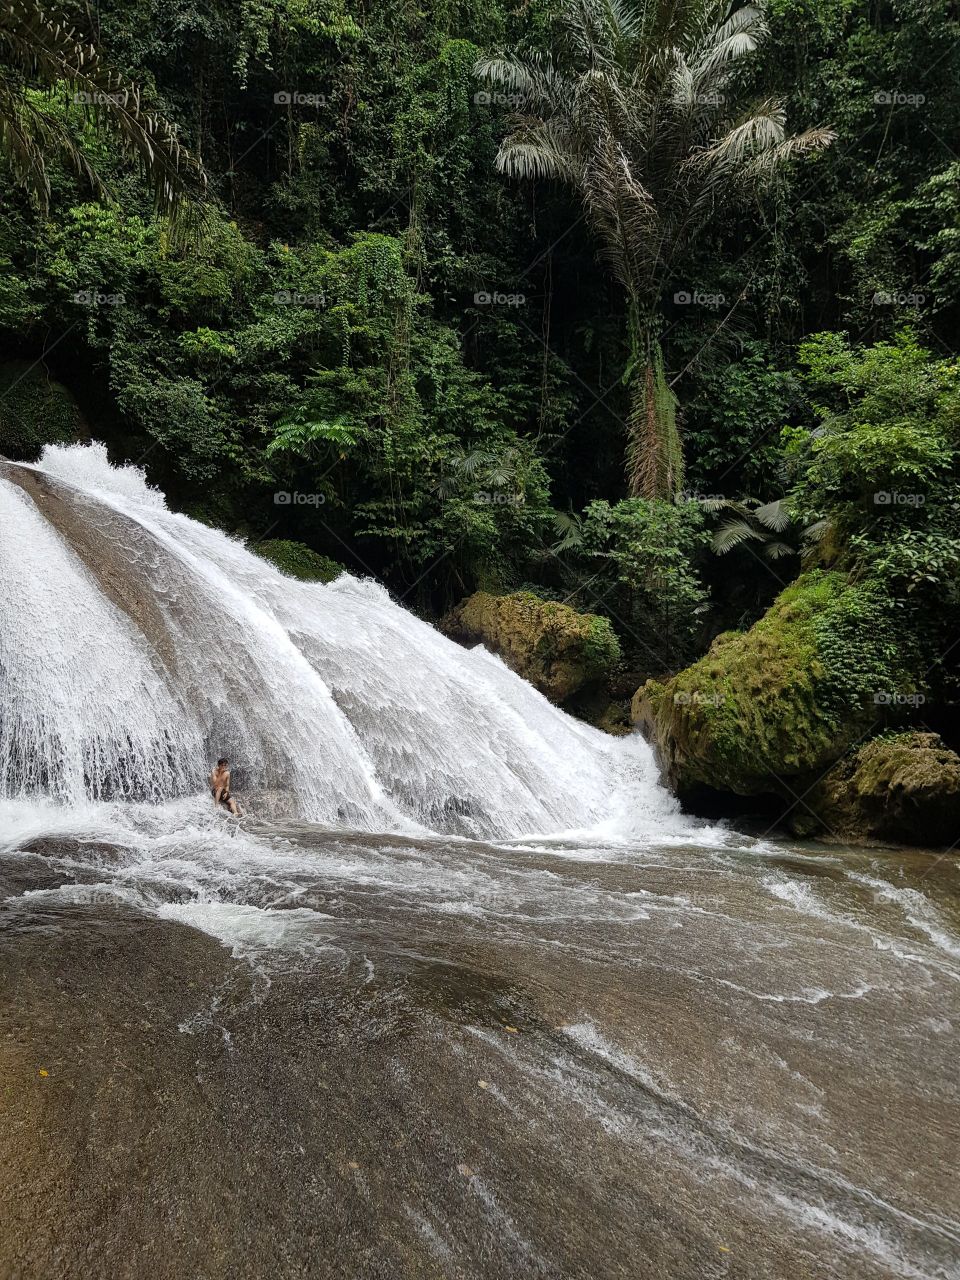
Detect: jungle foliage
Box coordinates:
(1, 0, 958, 709)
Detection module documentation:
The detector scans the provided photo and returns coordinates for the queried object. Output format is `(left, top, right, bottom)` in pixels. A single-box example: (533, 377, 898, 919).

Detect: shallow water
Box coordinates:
(2, 804, 957, 1279)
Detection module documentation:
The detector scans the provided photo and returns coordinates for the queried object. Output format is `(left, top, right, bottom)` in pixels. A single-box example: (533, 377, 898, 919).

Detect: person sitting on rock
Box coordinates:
(210, 757, 243, 816)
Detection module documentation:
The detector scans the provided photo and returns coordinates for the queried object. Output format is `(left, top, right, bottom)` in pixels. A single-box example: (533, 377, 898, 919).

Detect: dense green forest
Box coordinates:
(2, 0, 959, 816)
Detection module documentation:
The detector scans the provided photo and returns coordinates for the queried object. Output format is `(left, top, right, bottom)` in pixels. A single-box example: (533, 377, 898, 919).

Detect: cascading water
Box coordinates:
(0, 441, 678, 839)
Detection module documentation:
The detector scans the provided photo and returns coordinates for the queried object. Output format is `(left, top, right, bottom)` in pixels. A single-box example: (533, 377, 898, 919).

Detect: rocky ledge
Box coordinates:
(442, 591, 621, 704)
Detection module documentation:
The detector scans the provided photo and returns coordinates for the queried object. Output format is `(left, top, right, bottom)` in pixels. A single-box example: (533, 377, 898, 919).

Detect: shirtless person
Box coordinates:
(210, 757, 243, 816)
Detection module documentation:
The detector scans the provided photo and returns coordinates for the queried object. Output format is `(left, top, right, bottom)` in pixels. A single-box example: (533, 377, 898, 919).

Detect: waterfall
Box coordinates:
(0, 443, 679, 839)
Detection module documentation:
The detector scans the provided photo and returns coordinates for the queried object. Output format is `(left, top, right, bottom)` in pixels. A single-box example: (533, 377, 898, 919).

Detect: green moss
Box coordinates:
(443, 590, 621, 703)
(634, 570, 925, 797)
(0, 362, 87, 460)
(253, 539, 346, 582)
(582, 614, 622, 673)
(812, 732, 960, 846)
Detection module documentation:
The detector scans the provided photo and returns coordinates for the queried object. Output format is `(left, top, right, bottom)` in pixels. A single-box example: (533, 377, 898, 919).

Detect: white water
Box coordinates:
(0, 442, 681, 840)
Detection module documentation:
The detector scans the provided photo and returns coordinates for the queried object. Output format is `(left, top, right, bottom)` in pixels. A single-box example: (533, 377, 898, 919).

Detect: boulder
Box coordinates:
(442, 590, 621, 704)
(254, 539, 345, 582)
(632, 571, 924, 803)
(810, 733, 960, 846)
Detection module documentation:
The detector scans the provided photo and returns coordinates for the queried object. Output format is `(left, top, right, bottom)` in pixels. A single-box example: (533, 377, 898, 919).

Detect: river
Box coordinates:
(1, 804, 958, 1278)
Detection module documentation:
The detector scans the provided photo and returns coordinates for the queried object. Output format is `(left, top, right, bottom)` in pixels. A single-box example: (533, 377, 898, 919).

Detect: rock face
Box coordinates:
(0, 362, 87, 460)
(810, 733, 960, 846)
(442, 591, 621, 704)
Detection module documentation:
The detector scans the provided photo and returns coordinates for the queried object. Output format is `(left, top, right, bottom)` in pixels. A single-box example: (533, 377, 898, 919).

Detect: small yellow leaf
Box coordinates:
(503, 1025, 519, 1034)
(478, 1080, 489, 1089)
(719, 1246, 730, 1253)
(38, 1069, 49, 1078)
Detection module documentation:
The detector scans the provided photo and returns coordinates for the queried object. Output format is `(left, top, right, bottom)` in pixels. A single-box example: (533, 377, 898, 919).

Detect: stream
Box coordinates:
(1, 805, 958, 1278)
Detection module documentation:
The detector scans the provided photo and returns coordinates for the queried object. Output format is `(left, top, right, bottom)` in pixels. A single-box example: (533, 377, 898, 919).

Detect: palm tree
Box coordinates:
(476, 0, 833, 498)
(0, 0, 204, 217)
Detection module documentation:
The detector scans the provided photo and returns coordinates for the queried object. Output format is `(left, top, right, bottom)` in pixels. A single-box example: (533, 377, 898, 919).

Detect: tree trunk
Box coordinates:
(625, 334, 683, 499)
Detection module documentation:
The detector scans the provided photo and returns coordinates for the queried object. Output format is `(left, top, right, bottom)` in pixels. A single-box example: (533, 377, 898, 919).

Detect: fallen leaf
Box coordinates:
(38, 1069, 49, 1078)
(457, 1163, 474, 1177)
(503, 1026, 519, 1034)
(347, 1161, 360, 1170)
(477, 1080, 489, 1089)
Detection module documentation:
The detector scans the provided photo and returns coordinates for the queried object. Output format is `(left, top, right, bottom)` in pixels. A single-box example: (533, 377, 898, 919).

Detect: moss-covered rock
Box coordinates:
(0, 362, 87, 460)
(253, 539, 345, 582)
(633, 571, 925, 800)
(442, 590, 621, 703)
(810, 733, 960, 846)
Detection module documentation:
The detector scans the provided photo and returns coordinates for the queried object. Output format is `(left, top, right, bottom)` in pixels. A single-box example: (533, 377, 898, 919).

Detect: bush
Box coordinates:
(573, 498, 711, 669)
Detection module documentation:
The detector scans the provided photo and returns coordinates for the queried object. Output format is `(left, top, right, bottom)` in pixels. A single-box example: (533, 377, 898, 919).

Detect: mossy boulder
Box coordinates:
(810, 733, 960, 846)
(442, 590, 621, 703)
(633, 571, 925, 801)
(254, 539, 345, 582)
(0, 362, 87, 460)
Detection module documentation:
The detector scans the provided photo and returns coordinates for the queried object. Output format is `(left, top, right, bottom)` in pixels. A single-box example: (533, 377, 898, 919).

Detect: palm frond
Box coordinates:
(689, 100, 786, 173)
(474, 53, 559, 110)
(496, 118, 578, 181)
(696, 496, 738, 513)
(764, 540, 797, 560)
(712, 518, 764, 554)
(802, 518, 830, 543)
(693, 4, 768, 81)
(552, 509, 584, 552)
(747, 125, 837, 175)
(0, 0, 205, 217)
(753, 497, 792, 531)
